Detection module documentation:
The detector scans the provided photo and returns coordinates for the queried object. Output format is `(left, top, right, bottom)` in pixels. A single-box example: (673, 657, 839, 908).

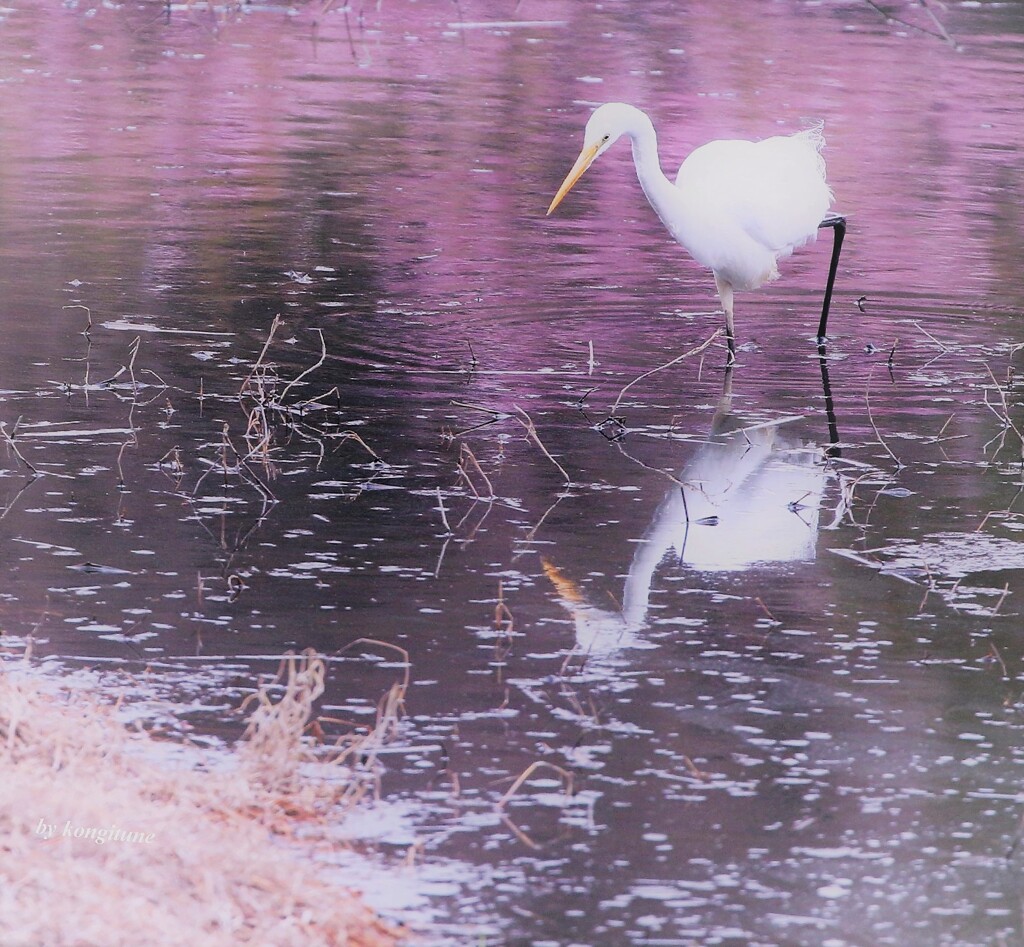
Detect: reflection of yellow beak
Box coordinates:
(546, 142, 601, 215)
(541, 558, 587, 605)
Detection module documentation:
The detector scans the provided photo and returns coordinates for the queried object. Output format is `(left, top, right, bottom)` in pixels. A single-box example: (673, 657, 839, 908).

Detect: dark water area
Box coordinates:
(3, 1, 1024, 944)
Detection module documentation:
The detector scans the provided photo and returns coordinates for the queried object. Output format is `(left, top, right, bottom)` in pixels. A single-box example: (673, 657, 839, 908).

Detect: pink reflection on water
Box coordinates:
(0, 0, 1022, 354)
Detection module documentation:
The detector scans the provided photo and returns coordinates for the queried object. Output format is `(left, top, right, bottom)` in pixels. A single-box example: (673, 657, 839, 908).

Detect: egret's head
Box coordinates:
(546, 103, 642, 215)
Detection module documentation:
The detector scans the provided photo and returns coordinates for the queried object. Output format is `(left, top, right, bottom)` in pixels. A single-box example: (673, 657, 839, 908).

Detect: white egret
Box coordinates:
(547, 103, 846, 359)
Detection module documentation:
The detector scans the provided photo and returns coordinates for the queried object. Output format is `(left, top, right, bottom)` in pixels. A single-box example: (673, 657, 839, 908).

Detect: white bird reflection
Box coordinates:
(545, 368, 834, 653)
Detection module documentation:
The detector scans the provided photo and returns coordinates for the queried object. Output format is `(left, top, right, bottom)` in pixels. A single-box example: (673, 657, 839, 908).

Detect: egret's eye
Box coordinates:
(603, 134, 610, 142)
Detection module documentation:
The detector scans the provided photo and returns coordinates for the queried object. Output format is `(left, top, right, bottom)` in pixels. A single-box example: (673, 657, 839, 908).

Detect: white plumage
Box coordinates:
(547, 103, 838, 358)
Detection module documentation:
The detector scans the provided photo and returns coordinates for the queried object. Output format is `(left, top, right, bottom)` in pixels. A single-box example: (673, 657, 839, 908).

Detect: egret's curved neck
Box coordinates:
(626, 115, 681, 234)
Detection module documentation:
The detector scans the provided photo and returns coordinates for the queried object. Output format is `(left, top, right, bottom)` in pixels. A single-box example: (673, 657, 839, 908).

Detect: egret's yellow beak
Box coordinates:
(546, 142, 601, 215)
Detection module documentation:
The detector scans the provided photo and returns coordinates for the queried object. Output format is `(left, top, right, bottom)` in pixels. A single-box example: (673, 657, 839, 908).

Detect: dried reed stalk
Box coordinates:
(240, 649, 327, 792)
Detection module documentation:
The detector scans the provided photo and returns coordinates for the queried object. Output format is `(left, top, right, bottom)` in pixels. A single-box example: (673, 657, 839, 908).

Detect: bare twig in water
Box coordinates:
(917, 560, 938, 612)
(982, 363, 1024, 454)
(989, 642, 1010, 680)
(863, 0, 956, 46)
(887, 338, 899, 369)
(130, 335, 142, 383)
(450, 400, 510, 437)
(913, 320, 950, 353)
(116, 437, 136, 491)
(240, 314, 284, 396)
(227, 574, 245, 602)
(515, 491, 569, 552)
(611, 329, 723, 417)
(449, 400, 572, 490)
(192, 422, 278, 505)
(990, 583, 1011, 618)
(495, 579, 515, 633)
(496, 760, 574, 810)
(682, 755, 712, 782)
(62, 304, 93, 336)
(229, 319, 384, 485)
(754, 597, 777, 622)
(98, 336, 142, 390)
(329, 430, 383, 463)
(513, 405, 571, 485)
(435, 487, 453, 535)
(335, 638, 411, 697)
(278, 327, 326, 404)
(458, 443, 495, 499)
(865, 369, 905, 470)
(919, 0, 956, 46)
(0, 420, 38, 476)
(0, 477, 38, 523)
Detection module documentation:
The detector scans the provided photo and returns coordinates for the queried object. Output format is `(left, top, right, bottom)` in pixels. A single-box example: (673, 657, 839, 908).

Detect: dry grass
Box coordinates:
(240, 649, 329, 793)
(0, 654, 402, 947)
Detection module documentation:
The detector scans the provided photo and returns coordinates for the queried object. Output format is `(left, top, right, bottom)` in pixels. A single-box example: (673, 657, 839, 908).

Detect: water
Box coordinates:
(2, 1, 1024, 944)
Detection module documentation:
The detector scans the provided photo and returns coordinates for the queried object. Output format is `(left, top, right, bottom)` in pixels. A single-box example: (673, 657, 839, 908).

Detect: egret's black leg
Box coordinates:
(817, 343, 841, 459)
(817, 214, 846, 342)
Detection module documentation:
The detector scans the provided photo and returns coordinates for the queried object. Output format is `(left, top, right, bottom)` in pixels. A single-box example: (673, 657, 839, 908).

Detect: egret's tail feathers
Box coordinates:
(798, 119, 826, 153)
(797, 120, 830, 201)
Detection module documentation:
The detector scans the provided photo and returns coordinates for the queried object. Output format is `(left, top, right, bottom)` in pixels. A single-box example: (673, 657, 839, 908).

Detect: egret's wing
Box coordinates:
(676, 128, 832, 258)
